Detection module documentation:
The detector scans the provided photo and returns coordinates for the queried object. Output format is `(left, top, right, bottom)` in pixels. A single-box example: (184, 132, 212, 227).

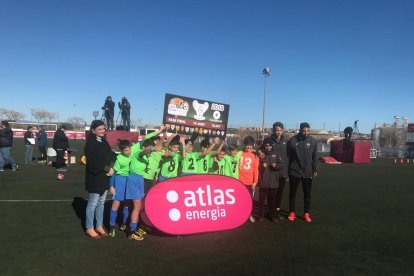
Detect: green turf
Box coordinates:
(1, 139, 413, 275)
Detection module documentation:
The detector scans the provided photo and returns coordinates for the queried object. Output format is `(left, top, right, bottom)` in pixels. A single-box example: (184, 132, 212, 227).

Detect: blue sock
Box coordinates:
(130, 222, 138, 232)
(122, 207, 129, 224)
(110, 209, 118, 226)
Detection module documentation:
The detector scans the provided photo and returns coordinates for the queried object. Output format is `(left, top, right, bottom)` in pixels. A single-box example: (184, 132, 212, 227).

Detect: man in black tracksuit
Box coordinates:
(102, 96, 115, 130)
(118, 97, 131, 131)
(261, 122, 289, 220)
(53, 125, 69, 171)
(287, 122, 318, 223)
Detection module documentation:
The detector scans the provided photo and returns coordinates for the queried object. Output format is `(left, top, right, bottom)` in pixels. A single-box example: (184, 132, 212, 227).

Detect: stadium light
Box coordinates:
(261, 67, 271, 141)
(93, 111, 99, 120)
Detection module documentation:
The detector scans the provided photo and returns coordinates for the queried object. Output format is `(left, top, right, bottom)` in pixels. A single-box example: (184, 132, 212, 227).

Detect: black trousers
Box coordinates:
(55, 149, 65, 169)
(38, 146, 46, 161)
(275, 177, 286, 210)
(289, 175, 313, 213)
(122, 114, 130, 131)
(105, 113, 114, 130)
(258, 187, 278, 218)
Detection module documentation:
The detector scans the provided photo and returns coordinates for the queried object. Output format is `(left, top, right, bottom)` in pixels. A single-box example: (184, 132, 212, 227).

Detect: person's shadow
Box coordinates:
(71, 197, 87, 230)
(71, 197, 112, 230)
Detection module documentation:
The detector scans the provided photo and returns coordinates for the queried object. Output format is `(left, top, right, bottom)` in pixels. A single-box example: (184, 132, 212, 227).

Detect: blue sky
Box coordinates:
(1, 0, 413, 133)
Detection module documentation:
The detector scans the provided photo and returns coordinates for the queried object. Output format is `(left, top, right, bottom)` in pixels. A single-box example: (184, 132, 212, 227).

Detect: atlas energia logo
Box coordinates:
(145, 175, 252, 235)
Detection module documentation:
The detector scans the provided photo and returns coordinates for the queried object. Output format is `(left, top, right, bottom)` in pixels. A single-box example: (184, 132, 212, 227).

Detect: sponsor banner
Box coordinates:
(145, 174, 252, 235)
(12, 131, 86, 139)
(162, 93, 230, 137)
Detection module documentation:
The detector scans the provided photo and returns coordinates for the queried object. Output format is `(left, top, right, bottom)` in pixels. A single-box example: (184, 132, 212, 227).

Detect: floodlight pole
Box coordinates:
(393, 116, 399, 155)
(262, 68, 271, 141)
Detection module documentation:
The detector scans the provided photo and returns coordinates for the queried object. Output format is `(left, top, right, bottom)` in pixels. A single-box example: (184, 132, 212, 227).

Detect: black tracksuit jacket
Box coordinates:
(287, 134, 318, 178)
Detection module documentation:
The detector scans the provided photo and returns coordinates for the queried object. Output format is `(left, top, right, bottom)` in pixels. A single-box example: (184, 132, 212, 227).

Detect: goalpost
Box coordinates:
(9, 122, 58, 132)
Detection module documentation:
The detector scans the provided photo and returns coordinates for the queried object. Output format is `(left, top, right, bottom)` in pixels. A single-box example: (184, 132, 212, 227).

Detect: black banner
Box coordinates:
(162, 93, 230, 137)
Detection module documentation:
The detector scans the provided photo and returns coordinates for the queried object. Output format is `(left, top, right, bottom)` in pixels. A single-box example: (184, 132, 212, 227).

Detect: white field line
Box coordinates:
(0, 199, 112, 202)
(0, 199, 74, 202)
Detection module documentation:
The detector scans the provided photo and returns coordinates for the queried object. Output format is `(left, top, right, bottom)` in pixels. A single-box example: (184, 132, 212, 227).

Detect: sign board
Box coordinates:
(145, 175, 252, 235)
(162, 93, 230, 137)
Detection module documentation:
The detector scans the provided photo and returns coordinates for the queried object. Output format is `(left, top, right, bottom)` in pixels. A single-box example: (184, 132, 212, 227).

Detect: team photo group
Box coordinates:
(85, 116, 318, 241)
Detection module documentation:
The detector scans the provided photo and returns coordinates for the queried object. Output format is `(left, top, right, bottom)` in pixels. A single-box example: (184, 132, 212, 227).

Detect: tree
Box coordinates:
(0, 108, 6, 119)
(45, 111, 57, 123)
(30, 109, 49, 123)
(68, 116, 85, 131)
(1, 109, 26, 121)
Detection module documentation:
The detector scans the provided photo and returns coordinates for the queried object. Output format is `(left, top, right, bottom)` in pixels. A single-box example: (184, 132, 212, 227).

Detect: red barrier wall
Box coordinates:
(331, 140, 371, 164)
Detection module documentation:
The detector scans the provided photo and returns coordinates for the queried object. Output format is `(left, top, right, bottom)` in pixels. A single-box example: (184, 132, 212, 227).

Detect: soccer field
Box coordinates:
(1, 139, 413, 275)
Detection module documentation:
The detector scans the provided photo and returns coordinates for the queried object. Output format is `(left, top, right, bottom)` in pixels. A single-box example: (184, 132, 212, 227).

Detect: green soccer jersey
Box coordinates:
(114, 154, 131, 176)
(196, 153, 213, 174)
(181, 152, 199, 174)
(130, 142, 142, 157)
(143, 150, 164, 180)
(129, 133, 160, 176)
(223, 151, 242, 178)
(211, 159, 226, 175)
(160, 153, 181, 178)
(130, 150, 151, 176)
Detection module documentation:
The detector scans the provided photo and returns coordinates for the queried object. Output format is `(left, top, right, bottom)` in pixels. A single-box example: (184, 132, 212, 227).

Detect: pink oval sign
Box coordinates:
(145, 174, 252, 235)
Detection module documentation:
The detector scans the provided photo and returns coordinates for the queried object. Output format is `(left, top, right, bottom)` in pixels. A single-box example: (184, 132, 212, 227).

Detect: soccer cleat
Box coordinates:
(287, 212, 296, 221)
(304, 213, 312, 223)
(137, 227, 147, 235)
(109, 226, 116, 238)
(249, 215, 255, 223)
(128, 230, 144, 241)
(119, 223, 127, 232)
(12, 164, 19, 171)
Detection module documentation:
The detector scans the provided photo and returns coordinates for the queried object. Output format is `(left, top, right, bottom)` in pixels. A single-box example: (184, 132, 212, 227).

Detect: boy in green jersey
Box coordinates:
(223, 144, 243, 178)
(194, 136, 224, 174)
(126, 138, 156, 240)
(109, 140, 133, 238)
(211, 141, 226, 175)
(143, 140, 164, 192)
(196, 136, 219, 174)
(181, 133, 199, 175)
(159, 134, 181, 181)
(129, 125, 166, 192)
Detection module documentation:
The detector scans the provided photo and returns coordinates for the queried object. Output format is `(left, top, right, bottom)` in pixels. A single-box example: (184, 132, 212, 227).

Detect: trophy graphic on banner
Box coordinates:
(192, 100, 209, 120)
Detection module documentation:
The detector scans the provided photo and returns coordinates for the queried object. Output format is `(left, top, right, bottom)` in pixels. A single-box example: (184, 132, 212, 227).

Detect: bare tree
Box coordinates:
(68, 116, 85, 131)
(30, 109, 49, 123)
(3, 109, 25, 121)
(0, 108, 6, 119)
(45, 111, 57, 123)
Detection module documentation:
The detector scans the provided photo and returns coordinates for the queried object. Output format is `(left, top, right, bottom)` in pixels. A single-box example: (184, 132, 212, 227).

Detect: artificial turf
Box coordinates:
(0, 139, 413, 275)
